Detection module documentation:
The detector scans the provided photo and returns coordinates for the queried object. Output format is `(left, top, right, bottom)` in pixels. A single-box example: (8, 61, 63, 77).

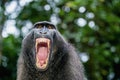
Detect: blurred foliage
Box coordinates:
(0, 0, 120, 80)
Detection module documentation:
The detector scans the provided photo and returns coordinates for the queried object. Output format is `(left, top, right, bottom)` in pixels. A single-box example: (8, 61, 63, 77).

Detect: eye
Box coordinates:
(36, 24, 43, 29)
(47, 25, 53, 29)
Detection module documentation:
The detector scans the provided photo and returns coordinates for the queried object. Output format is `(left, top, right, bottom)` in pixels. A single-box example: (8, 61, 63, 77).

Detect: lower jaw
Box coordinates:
(36, 57, 49, 71)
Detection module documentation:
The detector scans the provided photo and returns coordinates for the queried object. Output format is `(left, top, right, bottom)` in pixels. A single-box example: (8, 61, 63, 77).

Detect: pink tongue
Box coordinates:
(38, 47, 48, 60)
(37, 47, 48, 66)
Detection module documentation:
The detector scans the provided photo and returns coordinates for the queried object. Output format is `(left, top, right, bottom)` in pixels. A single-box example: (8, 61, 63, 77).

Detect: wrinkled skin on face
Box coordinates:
(17, 21, 86, 80)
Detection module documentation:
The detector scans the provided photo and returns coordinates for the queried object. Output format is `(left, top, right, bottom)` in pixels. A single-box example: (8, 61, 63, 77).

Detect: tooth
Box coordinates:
(42, 39, 44, 42)
(35, 42, 38, 52)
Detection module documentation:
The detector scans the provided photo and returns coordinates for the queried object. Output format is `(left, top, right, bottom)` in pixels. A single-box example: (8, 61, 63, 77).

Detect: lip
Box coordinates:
(35, 38, 50, 70)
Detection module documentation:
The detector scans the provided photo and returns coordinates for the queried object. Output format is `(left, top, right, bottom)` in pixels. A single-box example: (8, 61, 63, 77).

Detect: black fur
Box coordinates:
(17, 21, 86, 80)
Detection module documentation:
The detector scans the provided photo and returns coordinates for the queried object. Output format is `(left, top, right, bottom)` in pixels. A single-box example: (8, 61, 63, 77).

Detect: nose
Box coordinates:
(40, 26, 48, 34)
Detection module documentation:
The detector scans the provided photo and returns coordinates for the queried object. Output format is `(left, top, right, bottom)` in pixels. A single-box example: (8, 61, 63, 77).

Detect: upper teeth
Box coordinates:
(35, 38, 50, 52)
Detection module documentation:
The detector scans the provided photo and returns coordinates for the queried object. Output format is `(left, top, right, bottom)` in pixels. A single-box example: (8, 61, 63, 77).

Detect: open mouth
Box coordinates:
(35, 38, 50, 70)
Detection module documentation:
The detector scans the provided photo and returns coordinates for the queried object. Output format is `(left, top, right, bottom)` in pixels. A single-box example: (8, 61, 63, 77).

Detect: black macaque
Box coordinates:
(17, 21, 87, 80)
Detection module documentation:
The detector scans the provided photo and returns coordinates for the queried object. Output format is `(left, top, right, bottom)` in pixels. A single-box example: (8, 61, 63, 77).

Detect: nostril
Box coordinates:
(39, 27, 48, 34)
(40, 32, 42, 34)
(44, 32, 47, 34)
(40, 31, 47, 34)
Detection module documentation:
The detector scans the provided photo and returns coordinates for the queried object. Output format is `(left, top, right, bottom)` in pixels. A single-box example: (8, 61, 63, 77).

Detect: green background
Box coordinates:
(0, 0, 120, 80)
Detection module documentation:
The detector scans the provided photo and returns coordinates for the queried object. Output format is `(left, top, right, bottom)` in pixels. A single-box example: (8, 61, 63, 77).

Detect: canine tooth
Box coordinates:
(35, 42, 38, 52)
(42, 39, 44, 42)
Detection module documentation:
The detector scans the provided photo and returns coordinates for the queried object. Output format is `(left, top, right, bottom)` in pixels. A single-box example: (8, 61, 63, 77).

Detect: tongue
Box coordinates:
(37, 47, 48, 65)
